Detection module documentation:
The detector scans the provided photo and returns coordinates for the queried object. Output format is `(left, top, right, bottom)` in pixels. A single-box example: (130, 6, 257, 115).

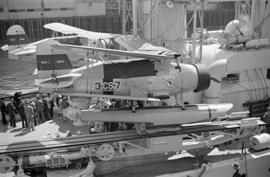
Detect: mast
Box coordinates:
(132, 0, 138, 35)
(122, 0, 127, 34)
(192, 0, 198, 64)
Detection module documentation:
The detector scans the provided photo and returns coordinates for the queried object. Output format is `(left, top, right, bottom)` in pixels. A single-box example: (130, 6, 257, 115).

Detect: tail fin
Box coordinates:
(6, 25, 29, 58)
(35, 39, 73, 80)
(7, 25, 29, 46)
(4, 25, 29, 59)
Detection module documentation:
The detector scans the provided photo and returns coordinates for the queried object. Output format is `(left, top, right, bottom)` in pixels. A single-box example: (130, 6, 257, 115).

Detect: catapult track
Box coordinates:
(0, 120, 264, 155)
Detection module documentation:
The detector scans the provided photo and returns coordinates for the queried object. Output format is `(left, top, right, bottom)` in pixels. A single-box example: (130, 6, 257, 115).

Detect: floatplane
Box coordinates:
(23, 35, 241, 136)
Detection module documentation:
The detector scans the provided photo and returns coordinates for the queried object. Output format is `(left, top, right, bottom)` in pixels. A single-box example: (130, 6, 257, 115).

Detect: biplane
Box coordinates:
(31, 37, 237, 133)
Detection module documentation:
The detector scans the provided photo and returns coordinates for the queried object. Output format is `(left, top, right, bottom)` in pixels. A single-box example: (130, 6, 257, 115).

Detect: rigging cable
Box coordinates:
(259, 67, 269, 97)
(255, 68, 267, 98)
(250, 70, 258, 100)
(236, 82, 252, 100)
(254, 69, 261, 99)
(245, 70, 254, 101)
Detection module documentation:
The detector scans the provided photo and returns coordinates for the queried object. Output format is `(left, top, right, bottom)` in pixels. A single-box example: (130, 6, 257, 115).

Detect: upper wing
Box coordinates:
(114, 35, 180, 56)
(58, 44, 181, 60)
(114, 35, 147, 51)
(44, 22, 119, 39)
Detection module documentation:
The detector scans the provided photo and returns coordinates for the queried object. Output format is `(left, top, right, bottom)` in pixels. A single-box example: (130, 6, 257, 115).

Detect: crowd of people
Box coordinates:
(0, 92, 66, 132)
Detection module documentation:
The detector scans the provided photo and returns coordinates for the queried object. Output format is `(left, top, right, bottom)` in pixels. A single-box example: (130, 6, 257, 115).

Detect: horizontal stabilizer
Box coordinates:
(37, 73, 82, 88)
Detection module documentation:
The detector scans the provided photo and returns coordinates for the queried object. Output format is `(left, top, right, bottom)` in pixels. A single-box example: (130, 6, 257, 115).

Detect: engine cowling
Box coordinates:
(175, 63, 210, 93)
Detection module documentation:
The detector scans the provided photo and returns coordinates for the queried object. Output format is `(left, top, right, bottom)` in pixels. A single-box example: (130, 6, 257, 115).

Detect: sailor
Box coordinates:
(262, 107, 270, 133)
(232, 162, 242, 177)
(0, 99, 7, 125)
(30, 101, 38, 126)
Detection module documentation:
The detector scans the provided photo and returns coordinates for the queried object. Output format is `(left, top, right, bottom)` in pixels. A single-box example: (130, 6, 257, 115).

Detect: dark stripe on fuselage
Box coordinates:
(37, 54, 73, 71)
(7, 34, 29, 45)
(103, 60, 155, 80)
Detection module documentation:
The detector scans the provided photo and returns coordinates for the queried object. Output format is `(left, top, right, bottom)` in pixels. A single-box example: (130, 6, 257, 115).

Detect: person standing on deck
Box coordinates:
(232, 162, 242, 177)
(6, 97, 16, 128)
(47, 93, 54, 118)
(30, 102, 38, 126)
(34, 96, 45, 123)
(0, 99, 7, 125)
(13, 92, 21, 113)
(24, 101, 35, 131)
(263, 107, 270, 134)
(18, 100, 27, 128)
(42, 95, 51, 121)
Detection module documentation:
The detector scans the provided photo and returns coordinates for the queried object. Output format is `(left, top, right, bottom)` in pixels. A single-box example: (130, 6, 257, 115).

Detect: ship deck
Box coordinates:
(0, 116, 90, 145)
(0, 114, 269, 177)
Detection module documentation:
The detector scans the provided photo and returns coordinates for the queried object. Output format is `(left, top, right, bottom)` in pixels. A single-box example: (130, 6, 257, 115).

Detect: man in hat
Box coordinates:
(232, 162, 241, 177)
(263, 107, 270, 133)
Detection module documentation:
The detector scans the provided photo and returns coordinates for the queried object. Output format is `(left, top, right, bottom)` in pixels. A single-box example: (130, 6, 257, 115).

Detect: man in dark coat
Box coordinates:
(42, 96, 51, 121)
(0, 99, 7, 125)
(6, 98, 16, 128)
(47, 93, 54, 118)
